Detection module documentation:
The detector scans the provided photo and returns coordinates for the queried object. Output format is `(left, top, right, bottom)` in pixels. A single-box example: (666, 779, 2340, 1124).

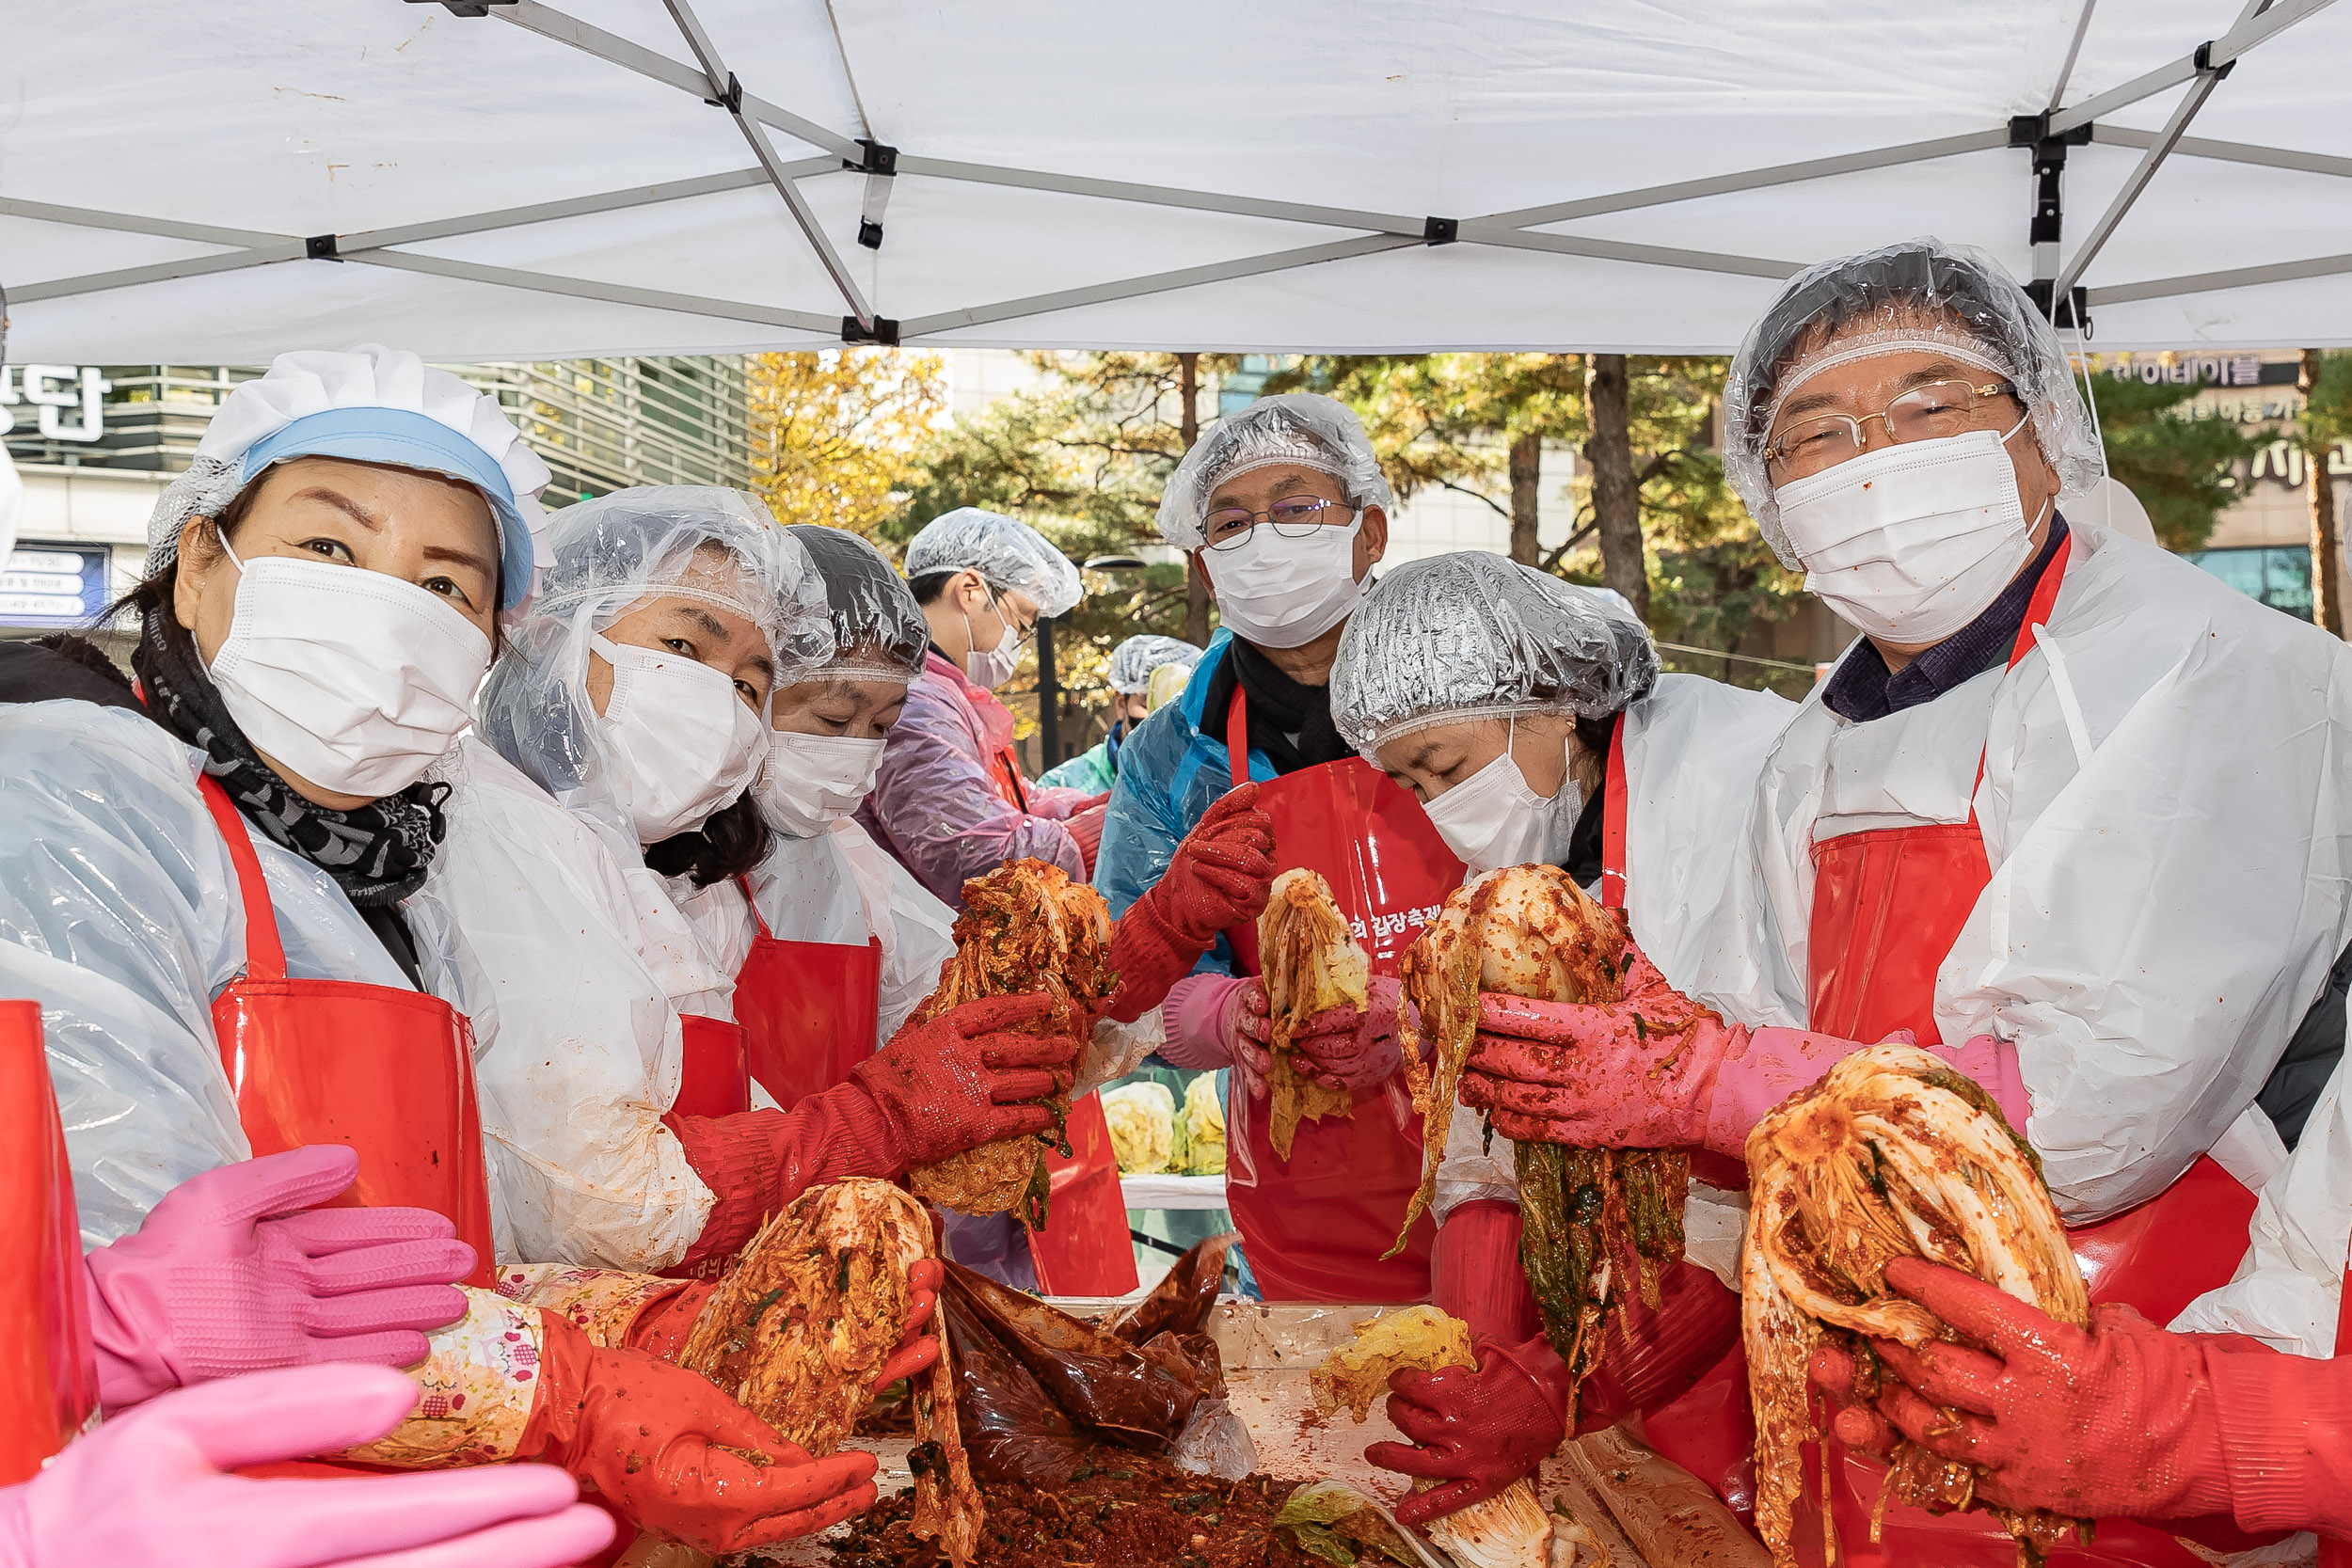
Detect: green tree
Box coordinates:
(2296, 349, 2352, 637)
(2088, 373, 2262, 554)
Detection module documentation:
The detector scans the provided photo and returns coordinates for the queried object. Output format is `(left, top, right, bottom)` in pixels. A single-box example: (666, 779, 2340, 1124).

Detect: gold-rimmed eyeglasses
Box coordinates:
(1766, 378, 2019, 481)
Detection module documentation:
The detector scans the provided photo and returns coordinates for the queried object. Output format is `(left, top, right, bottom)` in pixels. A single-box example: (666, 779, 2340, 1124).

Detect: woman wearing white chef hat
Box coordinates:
(0, 346, 884, 1557)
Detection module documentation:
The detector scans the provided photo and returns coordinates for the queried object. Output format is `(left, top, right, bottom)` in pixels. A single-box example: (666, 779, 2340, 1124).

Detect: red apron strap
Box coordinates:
(1599, 714, 1629, 910)
(196, 776, 289, 983)
(994, 749, 1031, 813)
(735, 874, 774, 942)
(1226, 687, 1250, 790)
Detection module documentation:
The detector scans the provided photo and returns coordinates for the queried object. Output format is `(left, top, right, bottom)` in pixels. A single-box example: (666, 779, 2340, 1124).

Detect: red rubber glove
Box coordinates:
(1365, 1337, 1572, 1526)
(666, 991, 1076, 1266)
(1105, 784, 1275, 1022)
(518, 1314, 879, 1554)
(1459, 942, 2028, 1158)
(1806, 1256, 2233, 1523)
(1289, 974, 1409, 1092)
(84, 1145, 474, 1412)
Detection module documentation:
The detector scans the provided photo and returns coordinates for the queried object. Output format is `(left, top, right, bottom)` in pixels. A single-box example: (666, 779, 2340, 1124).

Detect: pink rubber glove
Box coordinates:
(1289, 974, 1409, 1091)
(1365, 1337, 1573, 1526)
(1158, 973, 1272, 1098)
(1459, 942, 2026, 1158)
(0, 1364, 612, 1568)
(85, 1146, 474, 1413)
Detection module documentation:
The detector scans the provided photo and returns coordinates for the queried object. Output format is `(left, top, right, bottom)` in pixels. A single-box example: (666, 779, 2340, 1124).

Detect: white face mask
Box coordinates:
(1421, 729, 1583, 875)
(755, 732, 886, 838)
(591, 633, 771, 844)
(1208, 511, 1366, 650)
(961, 594, 1023, 689)
(203, 536, 492, 798)
(1772, 421, 2046, 645)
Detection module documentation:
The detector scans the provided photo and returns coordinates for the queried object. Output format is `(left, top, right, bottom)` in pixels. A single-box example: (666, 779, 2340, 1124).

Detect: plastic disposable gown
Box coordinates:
(2173, 1053, 2352, 1357)
(854, 650, 1091, 909)
(0, 701, 411, 1247)
(1699, 524, 2352, 1224)
(403, 735, 722, 1271)
(422, 487, 831, 1270)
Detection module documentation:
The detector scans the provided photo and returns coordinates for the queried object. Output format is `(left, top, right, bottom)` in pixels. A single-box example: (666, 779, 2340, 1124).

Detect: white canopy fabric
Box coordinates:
(6, 0, 2350, 360)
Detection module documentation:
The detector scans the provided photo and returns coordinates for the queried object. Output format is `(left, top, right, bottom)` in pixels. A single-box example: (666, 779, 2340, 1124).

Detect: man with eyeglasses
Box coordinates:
(1096, 391, 1461, 1309)
(1455, 238, 2352, 1559)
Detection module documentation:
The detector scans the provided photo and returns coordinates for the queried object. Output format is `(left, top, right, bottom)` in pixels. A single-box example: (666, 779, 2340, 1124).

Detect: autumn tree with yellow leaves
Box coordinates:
(746, 349, 946, 540)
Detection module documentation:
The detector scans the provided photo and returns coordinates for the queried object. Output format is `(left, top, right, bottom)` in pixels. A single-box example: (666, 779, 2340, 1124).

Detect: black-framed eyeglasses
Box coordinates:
(1765, 378, 2019, 482)
(1200, 496, 1353, 552)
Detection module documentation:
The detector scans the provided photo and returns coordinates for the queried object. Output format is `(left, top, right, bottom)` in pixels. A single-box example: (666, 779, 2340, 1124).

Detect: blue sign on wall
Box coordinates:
(0, 541, 113, 626)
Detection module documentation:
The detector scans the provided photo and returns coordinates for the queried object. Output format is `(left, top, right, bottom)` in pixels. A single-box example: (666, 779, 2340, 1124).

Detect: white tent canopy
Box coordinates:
(7, 0, 2351, 361)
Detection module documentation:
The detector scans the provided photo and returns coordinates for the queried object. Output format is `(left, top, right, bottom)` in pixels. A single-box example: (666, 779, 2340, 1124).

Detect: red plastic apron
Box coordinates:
(1026, 1094, 1138, 1298)
(1219, 688, 1460, 1303)
(199, 778, 496, 1291)
(0, 1000, 100, 1486)
(1654, 539, 2251, 1565)
(673, 1014, 751, 1120)
(733, 881, 884, 1112)
(2327, 1244, 2352, 1568)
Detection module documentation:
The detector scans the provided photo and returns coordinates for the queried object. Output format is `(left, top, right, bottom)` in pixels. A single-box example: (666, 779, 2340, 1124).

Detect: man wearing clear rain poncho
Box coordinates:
(0, 349, 882, 1560)
(416, 487, 1078, 1283)
(855, 505, 1108, 901)
(1323, 551, 1793, 1524)
(1454, 238, 2352, 1557)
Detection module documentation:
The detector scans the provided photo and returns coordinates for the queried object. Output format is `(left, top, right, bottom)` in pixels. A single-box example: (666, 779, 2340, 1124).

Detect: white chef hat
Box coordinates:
(145, 345, 553, 611)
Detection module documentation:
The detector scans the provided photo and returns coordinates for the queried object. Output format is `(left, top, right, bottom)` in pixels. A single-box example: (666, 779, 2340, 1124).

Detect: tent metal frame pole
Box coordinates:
(891, 155, 1426, 237)
(2048, 0, 2337, 133)
(339, 166, 814, 251)
(898, 234, 1416, 337)
(657, 0, 876, 330)
(10, 245, 307, 305)
(2093, 126, 2352, 180)
(2046, 0, 2102, 111)
(351, 250, 843, 334)
(0, 197, 286, 249)
(1483, 130, 2009, 229)
(2089, 249, 2352, 306)
(493, 0, 854, 158)
(2048, 0, 2309, 306)
(1455, 225, 1800, 278)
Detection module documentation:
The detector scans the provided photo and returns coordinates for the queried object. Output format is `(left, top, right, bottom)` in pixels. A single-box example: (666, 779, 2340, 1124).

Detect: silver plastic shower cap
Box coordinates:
(1107, 634, 1202, 694)
(786, 523, 929, 684)
(1723, 237, 2104, 564)
(1330, 551, 1659, 756)
(477, 485, 831, 853)
(1156, 392, 1395, 549)
(902, 506, 1083, 617)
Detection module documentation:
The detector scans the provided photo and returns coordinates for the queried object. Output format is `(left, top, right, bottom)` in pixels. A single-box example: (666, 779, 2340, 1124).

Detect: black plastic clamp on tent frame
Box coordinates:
(2008, 113, 2095, 331)
(407, 0, 517, 14)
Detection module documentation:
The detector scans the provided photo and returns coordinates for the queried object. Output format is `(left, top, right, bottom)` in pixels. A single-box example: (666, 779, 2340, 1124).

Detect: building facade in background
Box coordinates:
(2, 357, 753, 636)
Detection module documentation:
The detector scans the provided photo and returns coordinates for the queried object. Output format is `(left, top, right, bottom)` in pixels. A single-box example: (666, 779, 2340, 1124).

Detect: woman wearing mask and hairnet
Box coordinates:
(0, 349, 874, 1558)
(1096, 392, 1455, 1305)
(1457, 239, 2352, 1560)
(856, 506, 1114, 896)
(1323, 552, 1792, 1528)
(1038, 633, 1203, 793)
(420, 488, 1064, 1291)
(693, 525, 1268, 1294)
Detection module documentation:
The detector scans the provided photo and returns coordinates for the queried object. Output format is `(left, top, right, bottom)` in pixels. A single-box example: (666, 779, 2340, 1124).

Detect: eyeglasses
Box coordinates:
(987, 591, 1038, 647)
(1765, 379, 2019, 481)
(1201, 496, 1352, 552)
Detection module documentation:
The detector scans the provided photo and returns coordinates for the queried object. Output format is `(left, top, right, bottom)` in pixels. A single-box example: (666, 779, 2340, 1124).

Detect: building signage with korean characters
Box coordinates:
(0, 542, 113, 626)
(0, 366, 112, 441)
